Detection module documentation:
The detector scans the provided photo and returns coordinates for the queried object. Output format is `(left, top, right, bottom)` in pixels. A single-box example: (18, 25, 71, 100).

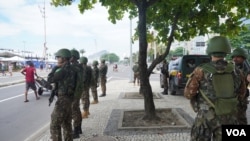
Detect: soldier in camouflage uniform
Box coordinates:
(90, 60, 99, 104)
(184, 36, 246, 141)
(80, 56, 92, 118)
(99, 59, 108, 97)
(48, 48, 77, 141)
(231, 48, 250, 125)
(70, 49, 83, 138)
(161, 59, 169, 95)
(132, 62, 140, 86)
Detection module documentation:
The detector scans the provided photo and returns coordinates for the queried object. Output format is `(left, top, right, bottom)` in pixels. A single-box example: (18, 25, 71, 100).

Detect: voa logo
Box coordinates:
(226, 129, 246, 136)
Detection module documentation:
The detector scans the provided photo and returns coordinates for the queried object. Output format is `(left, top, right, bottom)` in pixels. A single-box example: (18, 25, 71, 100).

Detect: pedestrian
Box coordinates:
(161, 59, 169, 95)
(132, 62, 140, 86)
(90, 60, 99, 104)
(21, 61, 40, 102)
(80, 56, 92, 118)
(47, 48, 77, 141)
(231, 47, 250, 125)
(1, 62, 6, 76)
(184, 36, 246, 141)
(8, 63, 13, 76)
(70, 49, 84, 138)
(99, 59, 108, 97)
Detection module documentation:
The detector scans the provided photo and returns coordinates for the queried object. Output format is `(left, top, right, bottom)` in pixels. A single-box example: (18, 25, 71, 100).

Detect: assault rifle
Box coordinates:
(49, 83, 58, 106)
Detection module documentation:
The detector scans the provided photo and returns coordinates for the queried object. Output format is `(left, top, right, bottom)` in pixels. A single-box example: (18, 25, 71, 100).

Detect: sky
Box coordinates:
(0, 0, 139, 59)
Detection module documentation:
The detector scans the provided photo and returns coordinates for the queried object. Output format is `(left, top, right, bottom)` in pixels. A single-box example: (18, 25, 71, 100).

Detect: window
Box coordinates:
(196, 42, 205, 47)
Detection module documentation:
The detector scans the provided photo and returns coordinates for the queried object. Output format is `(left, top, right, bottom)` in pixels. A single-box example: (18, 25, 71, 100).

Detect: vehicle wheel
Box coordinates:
(169, 78, 176, 95)
(38, 87, 43, 95)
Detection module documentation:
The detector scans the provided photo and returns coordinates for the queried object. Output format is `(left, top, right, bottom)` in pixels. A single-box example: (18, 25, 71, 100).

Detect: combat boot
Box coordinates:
(161, 89, 168, 95)
(82, 110, 90, 118)
(99, 94, 106, 97)
(91, 100, 98, 104)
(78, 125, 83, 134)
(72, 127, 80, 139)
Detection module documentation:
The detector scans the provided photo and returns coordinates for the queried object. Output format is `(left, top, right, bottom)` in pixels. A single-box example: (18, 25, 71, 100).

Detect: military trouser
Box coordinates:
(91, 85, 98, 101)
(163, 74, 169, 91)
(72, 96, 82, 128)
(133, 72, 140, 85)
(81, 87, 90, 111)
(191, 109, 238, 141)
(50, 95, 73, 141)
(100, 76, 106, 94)
(237, 96, 249, 125)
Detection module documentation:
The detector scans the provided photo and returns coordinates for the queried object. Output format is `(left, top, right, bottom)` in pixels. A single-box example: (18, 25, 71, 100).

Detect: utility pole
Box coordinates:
(39, 0, 47, 68)
(129, 18, 133, 82)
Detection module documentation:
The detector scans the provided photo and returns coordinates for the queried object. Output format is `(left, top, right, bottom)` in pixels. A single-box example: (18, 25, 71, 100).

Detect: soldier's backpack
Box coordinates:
(199, 62, 239, 116)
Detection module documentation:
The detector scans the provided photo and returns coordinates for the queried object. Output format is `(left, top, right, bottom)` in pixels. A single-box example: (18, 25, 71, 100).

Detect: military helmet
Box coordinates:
(70, 49, 80, 59)
(101, 59, 105, 63)
(231, 48, 248, 59)
(92, 60, 99, 66)
(55, 48, 71, 58)
(206, 36, 231, 56)
(80, 56, 88, 64)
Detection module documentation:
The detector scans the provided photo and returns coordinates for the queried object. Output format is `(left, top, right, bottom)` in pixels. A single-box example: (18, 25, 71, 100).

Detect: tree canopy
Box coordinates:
(51, 0, 250, 120)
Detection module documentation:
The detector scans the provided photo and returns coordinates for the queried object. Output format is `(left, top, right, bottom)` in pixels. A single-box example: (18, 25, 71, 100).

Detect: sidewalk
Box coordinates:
(25, 78, 197, 141)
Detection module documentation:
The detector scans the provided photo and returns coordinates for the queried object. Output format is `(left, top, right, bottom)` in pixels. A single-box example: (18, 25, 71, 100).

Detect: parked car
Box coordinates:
(168, 55, 210, 95)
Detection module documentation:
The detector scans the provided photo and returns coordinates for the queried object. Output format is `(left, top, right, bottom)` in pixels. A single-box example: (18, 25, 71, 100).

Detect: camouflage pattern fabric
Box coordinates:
(71, 62, 83, 128)
(91, 65, 99, 101)
(99, 63, 108, 94)
(81, 64, 92, 110)
(184, 60, 246, 140)
(132, 64, 140, 85)
(235, 63, 250, 125)
(48, 62, 77, 141)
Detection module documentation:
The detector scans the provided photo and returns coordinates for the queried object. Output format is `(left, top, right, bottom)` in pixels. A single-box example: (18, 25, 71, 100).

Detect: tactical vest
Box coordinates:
(199, 63, 239, 115)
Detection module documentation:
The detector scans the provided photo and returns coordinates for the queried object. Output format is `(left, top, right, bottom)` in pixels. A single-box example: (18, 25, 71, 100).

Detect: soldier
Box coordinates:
(90, 60, 99, 104)
(184, 36, 246, 141)
(161, 59, 169, 95)
(80, 56, 92, 118)
(70, 49, 84, 138)
(231, 47, 250, 125)
(47, 48, 77, 141)
(99, 59, 108, 97)
(132, 62, 140, 86)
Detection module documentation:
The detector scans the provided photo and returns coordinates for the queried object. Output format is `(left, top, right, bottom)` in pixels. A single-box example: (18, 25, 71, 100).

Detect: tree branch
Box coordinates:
(146, 0, 160, 8)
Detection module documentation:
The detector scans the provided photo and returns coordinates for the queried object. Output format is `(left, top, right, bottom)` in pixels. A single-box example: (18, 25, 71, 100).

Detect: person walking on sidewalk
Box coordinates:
(132, 62, 140, 86)
(231, 47, 250, 125)
(161, 59, 169, 95)
(47, 48, 77, 141)
(99, 59, 108, 97)
(90, 60, 99, 104)
(70, 49, 84, 138)
(21, 61, 40, 102)
(184, 36, 246, 141)
(80, 56, 92, 118)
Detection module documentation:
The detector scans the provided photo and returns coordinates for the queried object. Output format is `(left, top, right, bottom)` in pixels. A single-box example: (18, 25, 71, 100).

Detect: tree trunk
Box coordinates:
(137, 0, 159, 120)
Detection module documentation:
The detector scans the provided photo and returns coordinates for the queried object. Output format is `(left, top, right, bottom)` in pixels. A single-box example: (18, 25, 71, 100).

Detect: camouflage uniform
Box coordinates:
(80, 57, 92, 118)
(184, 36, 246, 141)
(72, 62, 83, 138)
(231, 48, 250, 125)
(99, 60, 108, 97)
(161, 60, 169, 94)
(132, 62, 140, 86)
(90, 61, 99, 104)
(48, 61, 77, 141)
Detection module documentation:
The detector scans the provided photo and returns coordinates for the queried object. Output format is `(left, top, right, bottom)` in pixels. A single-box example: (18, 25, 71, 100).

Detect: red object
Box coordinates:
(23, 66, 36, 82)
